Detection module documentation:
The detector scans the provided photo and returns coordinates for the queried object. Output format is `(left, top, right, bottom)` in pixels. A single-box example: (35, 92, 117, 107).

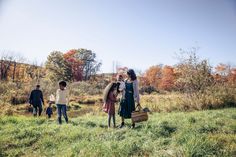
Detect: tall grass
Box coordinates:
(0, 108, 235, 156)
(140, 85, 236, 112)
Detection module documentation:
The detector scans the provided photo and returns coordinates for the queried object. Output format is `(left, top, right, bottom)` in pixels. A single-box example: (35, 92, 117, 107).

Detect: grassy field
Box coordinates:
(0, 108, 235, 157)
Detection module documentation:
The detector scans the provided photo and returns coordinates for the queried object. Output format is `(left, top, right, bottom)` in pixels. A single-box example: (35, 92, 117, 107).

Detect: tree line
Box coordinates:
(139, 49, 236, 94)
(1, 47, 235, 94)
(0, 48, 101, 83)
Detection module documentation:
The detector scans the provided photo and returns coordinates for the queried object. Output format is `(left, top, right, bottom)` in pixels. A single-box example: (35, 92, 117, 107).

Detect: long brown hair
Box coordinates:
(103, 82, 117, 102)
(127, 69, 137, 81)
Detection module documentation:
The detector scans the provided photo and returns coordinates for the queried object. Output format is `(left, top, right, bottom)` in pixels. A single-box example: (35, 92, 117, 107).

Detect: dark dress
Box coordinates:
(118, 82, 135, 119)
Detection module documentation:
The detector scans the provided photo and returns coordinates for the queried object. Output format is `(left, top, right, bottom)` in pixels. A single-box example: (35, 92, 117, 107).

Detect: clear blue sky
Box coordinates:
(0, 0, 236, 73)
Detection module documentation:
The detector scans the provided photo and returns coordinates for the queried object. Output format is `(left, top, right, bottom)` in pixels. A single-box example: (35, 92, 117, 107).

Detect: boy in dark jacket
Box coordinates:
(46, 103, 53, 118)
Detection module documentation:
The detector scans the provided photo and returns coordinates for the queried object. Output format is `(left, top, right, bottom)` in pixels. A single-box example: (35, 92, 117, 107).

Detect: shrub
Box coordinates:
(3, 108, 14, 116)
(139, 86, 158, 94)
(70, 81, 102, 96)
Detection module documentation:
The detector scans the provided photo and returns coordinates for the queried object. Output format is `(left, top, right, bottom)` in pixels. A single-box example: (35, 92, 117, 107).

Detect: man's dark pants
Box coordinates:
(33, 104, 43, 117)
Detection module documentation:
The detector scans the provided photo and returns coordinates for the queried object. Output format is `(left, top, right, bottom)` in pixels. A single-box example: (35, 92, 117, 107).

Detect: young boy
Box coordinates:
(56, 81, 69, 124)
(46, 102, 53, 118)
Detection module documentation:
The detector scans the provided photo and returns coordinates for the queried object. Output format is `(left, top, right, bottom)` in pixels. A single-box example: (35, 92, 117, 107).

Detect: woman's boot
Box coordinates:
(119, 122, 125, 128)
(131, 123, 135, 129)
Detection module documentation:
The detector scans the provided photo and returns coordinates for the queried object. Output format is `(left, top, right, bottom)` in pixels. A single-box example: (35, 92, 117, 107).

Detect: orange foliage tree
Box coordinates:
(143, 65, 162, 89)
(64, 50, 83, 81)
(228, 68, 236, 85)
(159, 65, 176, 91)
(214, 63, 236, 85)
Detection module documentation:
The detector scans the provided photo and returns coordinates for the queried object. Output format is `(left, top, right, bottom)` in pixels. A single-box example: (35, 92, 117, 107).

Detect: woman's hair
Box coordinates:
(127, 69, 137, 81)
(103, 82, 117, 102)
(59, 81, 67, 87)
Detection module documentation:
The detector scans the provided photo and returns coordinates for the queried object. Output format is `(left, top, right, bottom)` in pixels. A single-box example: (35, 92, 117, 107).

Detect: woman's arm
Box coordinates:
(133, 80, 140, 104)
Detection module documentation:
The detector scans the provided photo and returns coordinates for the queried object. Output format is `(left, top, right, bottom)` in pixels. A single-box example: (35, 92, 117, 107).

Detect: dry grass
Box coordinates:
(140, 86, 236, 112)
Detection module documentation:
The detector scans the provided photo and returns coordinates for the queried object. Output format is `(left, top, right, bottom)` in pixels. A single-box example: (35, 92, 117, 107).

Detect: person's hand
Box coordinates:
(136, 103, 141, 110)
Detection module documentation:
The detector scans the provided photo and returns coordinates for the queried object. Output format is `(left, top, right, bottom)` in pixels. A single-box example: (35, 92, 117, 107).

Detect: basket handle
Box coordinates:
(135, 104, 142, 111)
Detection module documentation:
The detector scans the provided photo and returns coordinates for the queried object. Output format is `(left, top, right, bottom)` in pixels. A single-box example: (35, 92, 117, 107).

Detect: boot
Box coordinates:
(119, 122, 125, 128)
(131, 123, 135, 129)
(58, 117, 62, 124)
(65, 117, 69, 124)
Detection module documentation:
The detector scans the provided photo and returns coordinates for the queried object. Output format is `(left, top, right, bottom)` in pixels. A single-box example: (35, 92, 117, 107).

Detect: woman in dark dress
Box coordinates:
(118, 69, 140, 128)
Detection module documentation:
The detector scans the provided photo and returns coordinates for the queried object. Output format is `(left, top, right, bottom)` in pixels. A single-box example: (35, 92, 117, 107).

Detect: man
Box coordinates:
(29, 85, 44, 117)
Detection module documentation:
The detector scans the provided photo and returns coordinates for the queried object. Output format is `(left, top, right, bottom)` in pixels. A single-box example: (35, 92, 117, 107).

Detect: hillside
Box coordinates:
(0, 108, 235, 157)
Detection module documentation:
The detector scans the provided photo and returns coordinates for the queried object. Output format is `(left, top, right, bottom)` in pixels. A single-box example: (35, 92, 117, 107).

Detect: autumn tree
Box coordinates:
(159, 65, 175, 91)
(175, 48, 213, 93)
(25, 61, 45, 83)
(227, 68, 236, 85)
(0, 53, 15, 81)
(213, 63, 236, 86)
(45, 51, 72, 82)
(72, 49, 101, 81)
(215, 63, 231, 76)
(45, 49, 101, 82)
(0, 52, 22, 81)
(144, 65, 162, 89)
(64, 50, 83, 81)
(214, 63, 231, 84)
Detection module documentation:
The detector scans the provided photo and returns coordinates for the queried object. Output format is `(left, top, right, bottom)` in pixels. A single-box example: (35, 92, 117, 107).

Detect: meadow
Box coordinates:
(0, 51, 236, 157)
(0, 108, 235, 157)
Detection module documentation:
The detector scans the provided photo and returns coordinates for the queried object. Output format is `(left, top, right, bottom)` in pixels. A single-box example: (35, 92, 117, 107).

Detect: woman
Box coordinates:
(118, 69, 140, 129)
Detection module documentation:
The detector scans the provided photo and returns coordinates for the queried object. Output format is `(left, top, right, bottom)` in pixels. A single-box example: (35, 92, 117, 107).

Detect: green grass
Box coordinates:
(0, 108, 235, 157)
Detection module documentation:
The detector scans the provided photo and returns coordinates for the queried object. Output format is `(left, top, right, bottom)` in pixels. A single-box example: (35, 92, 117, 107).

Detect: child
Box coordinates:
(56, 81, 69, 124)
(49, 94, 55, 104)
(116, 74, 125, 98)
(46, 102, 53, 118)
(103, 82, 118, 128)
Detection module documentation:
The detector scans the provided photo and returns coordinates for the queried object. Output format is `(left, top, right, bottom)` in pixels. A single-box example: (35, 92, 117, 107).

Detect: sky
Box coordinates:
(0, 0, 236, 73)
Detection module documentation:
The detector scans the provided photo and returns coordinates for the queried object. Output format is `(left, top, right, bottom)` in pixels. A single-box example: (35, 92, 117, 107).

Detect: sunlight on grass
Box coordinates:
(0, 108, 235, 156)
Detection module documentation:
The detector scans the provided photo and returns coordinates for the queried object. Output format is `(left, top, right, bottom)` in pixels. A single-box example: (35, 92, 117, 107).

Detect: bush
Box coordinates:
(0, 79, 58, 105)
(140, 84, 236, 112)
(0, 81, 30, 105)
(180, 84, 236, 110)
(70, 81, 104, 96)
(139, 86, 158, 94)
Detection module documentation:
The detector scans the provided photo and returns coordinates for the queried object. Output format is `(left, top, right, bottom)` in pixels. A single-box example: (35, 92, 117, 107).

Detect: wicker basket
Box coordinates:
(131, 106, 148, 123)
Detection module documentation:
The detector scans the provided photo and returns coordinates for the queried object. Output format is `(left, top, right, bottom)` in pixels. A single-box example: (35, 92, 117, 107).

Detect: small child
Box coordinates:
(49, 94, 55, 104)
(46, 103, 53, 118)
(116, 74, 125, 97)
(103, 82, 118, 128)
(56, 81, 69, 124)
